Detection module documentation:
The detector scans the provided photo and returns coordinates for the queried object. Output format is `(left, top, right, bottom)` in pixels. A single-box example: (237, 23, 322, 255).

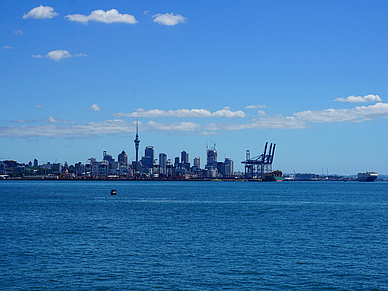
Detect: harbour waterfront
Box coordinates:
(1, 181, 388, 290)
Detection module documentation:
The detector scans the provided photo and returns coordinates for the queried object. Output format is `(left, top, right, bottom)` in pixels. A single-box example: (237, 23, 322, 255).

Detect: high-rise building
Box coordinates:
(193, 157, 200, 170)
(143, 146, 154, 168)
(159, 153, 167, 174)
(181, 151, 189, 164)
(33, 159, 38, 168)
(181, 151, 190, 171)
(224, 158, 234, 177)
(174, 157, 180, 168)
(118, 150, 128, 167)
(206, 148, 217, 168)
(103, 151, 114, 163)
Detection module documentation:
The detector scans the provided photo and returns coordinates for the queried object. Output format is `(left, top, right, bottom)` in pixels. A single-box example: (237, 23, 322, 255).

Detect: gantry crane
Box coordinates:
(242, 142, 276, 179)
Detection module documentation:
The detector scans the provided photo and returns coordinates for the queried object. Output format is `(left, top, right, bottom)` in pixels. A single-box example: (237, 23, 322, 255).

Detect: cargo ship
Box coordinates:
(357, 172, 378, 182)
(264, 170, 284, 182)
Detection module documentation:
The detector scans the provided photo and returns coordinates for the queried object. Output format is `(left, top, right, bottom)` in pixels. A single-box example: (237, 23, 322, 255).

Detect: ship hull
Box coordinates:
(264, 175, 284, 182)
(357, 172, 378, 182)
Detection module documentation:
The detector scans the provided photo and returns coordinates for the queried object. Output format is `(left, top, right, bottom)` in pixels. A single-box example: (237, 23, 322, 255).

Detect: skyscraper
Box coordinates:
(118, 150, 128, 167)
(224, 158, 234, 177)
(181, 151, 189, 164)
(206, 148, 217, 168)
(103, 151, 113, 163)
(193, 157, 200, 169)
(144, 146, 154, 168)
(181, 151, 190, 171)
(174, 157, 180, 168)
(159, 153, 167, 174)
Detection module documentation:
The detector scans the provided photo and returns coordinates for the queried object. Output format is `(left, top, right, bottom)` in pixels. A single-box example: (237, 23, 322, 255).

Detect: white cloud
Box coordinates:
(223, 116, 307, 130)
(257, 110, 266, 116)
(205, 123, 221, 131)
(201, 131, 218, 136)
(0, 115, 307, 138)
(334, 94, 382, 103)
(4, 45, 15, 49)
(23, 5, 59, 20)
(114, 108, 245, 118)
(35, 104, 44, 108)
(146, 121, 200, 132)
(45, 116, 75, 124)
(153, 13, 187, 26)
(0, 119, 132, 138)
(34, 50, 87, 61)
(246, 104, 266, 109)
(294, 102, 388, 123)
(90, 104, 101, 111)
(45, 50, 72, 61)
(65, 9, 138, 24)
(63, 144, 71, 148)
(13, 29, 24, 35)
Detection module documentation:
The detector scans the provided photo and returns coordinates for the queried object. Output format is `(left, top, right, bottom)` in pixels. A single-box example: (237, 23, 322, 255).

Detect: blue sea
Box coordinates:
(1, 181, 387, 290)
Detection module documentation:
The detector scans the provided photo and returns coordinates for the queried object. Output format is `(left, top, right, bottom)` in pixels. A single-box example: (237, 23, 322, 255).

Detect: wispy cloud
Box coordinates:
(204, 123, 221, 131)
(114, 108, 245, 118)
(201, 131, 218, 136)
(45, 116, 76, 124)
(65, 9, 138, 24)
(0, 115, 306, 138)
(145, 121, 200, 132)
(222, 116, 307, 130)
(32, 54, 43, 58)
(13, 29, 24, 35)
(12, 119, 38, 124)
(294, 102, 388, 123)
(4, 45, 15, 50)
(90, 104, 101, 111)
(246, 104, 266, 109)
(153, 13, 187, 26)
(0, 119, 132, 138)
(23, 5, 59, 20)
(334, 94, 382, 104)
(35, 104, 44, 108)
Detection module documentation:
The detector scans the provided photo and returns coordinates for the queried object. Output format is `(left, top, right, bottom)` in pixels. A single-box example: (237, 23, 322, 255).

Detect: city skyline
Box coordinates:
(1, 1, 388, 175)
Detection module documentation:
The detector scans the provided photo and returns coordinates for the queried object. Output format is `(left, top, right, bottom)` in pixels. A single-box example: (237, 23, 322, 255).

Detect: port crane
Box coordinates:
(242, 142, 276, 179)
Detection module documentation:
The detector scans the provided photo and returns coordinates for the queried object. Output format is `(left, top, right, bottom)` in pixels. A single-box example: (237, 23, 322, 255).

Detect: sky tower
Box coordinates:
(134, 119, 140, 165)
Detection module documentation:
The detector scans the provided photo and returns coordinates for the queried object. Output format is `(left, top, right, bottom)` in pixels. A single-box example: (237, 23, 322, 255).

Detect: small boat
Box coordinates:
(111, 189, 117, 195)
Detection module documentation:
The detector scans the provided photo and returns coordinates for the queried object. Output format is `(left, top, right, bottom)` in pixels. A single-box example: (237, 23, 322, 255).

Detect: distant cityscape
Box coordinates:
(0, 122, 384, 181)
(1, 121, 236, 180)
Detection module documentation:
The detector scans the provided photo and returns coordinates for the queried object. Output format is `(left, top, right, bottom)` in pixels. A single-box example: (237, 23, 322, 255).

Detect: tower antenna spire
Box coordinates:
(134, 119, 141, 172)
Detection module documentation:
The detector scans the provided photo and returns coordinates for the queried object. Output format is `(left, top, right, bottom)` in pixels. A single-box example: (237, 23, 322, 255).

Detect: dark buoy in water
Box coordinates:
(111, 189, 117, 195)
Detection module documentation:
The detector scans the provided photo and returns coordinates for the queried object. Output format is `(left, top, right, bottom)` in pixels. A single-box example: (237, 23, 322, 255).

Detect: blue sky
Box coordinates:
(1, 0, 388, 174)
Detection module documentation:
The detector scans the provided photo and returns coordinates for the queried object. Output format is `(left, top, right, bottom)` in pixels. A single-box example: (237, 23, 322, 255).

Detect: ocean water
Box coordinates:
(1, 181, 387, 290)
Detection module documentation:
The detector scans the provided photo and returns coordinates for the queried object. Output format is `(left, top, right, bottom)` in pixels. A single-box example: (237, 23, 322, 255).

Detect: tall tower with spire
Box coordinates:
(134, 119, 140, 170)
